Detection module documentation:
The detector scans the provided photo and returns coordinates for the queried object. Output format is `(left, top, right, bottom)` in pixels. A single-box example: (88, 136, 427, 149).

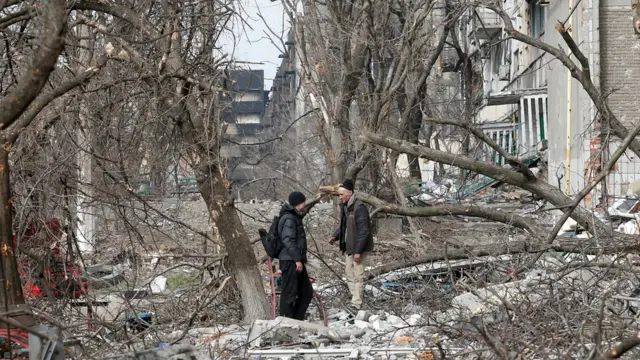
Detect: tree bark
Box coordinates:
(150, 0, 269, 323)
(406, 104, 423, 179)
(0, 147, 25, 309)
(195, 162, 268, 322)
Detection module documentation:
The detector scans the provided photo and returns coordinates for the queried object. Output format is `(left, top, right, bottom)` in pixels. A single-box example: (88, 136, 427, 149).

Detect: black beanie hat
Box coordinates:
(339, 179, 354, 191)
(288, 191, 306, 207)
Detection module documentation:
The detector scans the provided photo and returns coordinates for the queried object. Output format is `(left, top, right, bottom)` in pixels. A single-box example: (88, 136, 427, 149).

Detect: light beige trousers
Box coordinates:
(345, 253, 367, 309)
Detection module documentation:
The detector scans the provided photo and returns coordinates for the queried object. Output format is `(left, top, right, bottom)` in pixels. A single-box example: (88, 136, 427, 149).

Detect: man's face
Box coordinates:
(337, 188, 352, 204)
(295, 203, 306, 212)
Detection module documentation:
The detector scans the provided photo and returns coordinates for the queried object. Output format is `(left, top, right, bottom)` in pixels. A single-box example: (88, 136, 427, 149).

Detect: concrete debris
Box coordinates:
(452, 268, 598, 315)
(242, 310, 463, 358)
(608, 198, 639, 219)
(246, 347, 449, 358)
(100, 344, 211, 360)
(150, 276, 168, 293)
(616, 214, 640, 234)
(353, 319, 371, 329)
(355, 310, 371, 322)
(247, 317, 341, 347)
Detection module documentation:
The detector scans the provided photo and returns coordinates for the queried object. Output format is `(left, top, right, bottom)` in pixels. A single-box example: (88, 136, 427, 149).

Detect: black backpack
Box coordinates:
(259, 215, 284, 259)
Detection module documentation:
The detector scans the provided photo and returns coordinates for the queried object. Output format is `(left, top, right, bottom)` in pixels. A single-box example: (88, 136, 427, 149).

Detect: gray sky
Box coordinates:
(221, 1, 289, 90)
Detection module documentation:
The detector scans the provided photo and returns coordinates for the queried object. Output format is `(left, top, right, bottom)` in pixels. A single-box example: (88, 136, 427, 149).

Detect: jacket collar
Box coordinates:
(280, 203, 305, 218)
(345, 192, 358, 210)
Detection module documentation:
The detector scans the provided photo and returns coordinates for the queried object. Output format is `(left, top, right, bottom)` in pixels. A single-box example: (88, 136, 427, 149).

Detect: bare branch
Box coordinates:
(5, 56, 109, 144)
(424, 116, 536, 179)
(0, 0, 67, 130)
(602, 333, 640, 359)
(318, 185, 545, 237)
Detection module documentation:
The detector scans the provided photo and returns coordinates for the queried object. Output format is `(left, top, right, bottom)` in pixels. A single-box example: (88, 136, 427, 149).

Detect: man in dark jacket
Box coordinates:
(329, 179, 374, 311)
(278, 191, 313, 320)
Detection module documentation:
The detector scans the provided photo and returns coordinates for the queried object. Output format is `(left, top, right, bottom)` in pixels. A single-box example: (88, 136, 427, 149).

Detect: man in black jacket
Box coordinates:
(278, 191, 313, 320)
(329, 179, 374, 312)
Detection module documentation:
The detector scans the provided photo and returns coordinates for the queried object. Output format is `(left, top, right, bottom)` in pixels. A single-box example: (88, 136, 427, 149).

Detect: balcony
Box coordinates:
(470, 8, 502, 40)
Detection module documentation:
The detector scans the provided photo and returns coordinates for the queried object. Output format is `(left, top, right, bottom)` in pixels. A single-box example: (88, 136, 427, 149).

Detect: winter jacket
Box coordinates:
(333, 194, 374, 255)
(277, 203, 308, 262)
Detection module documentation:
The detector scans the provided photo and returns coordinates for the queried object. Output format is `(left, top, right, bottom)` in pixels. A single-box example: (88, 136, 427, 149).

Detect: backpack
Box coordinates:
(259, 215, 284, 259)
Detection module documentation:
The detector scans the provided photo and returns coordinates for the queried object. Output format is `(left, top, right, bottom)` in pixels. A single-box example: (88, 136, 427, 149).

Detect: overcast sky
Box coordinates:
(220, 1, 289, 90)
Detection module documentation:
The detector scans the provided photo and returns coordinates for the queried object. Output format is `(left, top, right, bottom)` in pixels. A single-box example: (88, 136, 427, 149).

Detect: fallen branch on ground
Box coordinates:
(318, 185, 544, 238)
(602, 333, 640, 359)
(365, 236, 640, 280)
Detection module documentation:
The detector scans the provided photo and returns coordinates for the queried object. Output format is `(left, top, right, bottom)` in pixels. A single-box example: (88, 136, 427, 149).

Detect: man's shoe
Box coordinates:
(345, 303, 360, 316)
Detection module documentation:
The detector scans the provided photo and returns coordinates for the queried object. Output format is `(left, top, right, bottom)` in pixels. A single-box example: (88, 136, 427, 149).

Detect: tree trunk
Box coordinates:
(406, 106, 423, 179)
(195, 162, 268, 323)
(329, 126, 348, 184)
(461, 58, 473, 158)
(0, 146, 27, 315)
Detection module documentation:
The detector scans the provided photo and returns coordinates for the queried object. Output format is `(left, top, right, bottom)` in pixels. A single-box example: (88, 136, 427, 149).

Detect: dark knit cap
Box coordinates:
(288, 191, 306, 207)
(339, 179, 354, 191)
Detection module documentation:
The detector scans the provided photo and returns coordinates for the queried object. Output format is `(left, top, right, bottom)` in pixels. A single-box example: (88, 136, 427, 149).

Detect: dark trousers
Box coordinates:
(279, 260, 313, 320)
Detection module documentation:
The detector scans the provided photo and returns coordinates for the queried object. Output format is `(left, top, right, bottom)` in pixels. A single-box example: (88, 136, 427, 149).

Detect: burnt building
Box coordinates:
(221, 69, 271, 184)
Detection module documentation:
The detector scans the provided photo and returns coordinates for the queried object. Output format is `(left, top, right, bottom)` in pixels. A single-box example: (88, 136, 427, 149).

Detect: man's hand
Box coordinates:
(353, 254, 361, 263)
(329, 237, 336, 245)
(296, 261, 303, 273)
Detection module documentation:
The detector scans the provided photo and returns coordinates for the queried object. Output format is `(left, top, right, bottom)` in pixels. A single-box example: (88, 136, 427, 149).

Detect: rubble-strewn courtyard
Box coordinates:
(27, 182, 639, 360)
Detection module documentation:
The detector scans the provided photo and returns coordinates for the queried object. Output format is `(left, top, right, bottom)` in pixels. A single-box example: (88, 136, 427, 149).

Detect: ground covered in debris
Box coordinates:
(39, 187, 640, 359)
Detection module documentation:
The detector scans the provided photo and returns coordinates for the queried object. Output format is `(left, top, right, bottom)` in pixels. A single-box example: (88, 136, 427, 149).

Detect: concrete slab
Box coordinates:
(247, 317, 340, 348)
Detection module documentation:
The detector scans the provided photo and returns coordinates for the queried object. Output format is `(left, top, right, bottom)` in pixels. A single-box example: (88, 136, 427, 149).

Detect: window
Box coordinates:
(530, 4, 546, 38)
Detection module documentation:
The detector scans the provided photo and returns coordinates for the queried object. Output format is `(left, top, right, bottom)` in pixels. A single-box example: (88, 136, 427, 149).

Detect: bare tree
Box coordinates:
(0, 0, 270, 323)
(0, 0, 68, 314)
(280, 0, 466, 187)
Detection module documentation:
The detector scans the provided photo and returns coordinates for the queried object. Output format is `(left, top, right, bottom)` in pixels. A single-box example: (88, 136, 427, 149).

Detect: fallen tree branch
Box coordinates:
(361, 132, 613, 237)
(318, 185, 545, 238)
(601, 333, 640, 359)
(301, 193, 329, 215)
(424, 116, 536, 179)
(366, 236, 640, 280)
(515, 120, 640, 274)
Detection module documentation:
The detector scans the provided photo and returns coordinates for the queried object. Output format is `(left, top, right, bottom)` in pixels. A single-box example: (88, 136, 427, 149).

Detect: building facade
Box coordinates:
(221, 69, 271, 185)
(473, 0, 549, 163)
(465, 0, 640, 206)
(547, 0, 640, 205)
